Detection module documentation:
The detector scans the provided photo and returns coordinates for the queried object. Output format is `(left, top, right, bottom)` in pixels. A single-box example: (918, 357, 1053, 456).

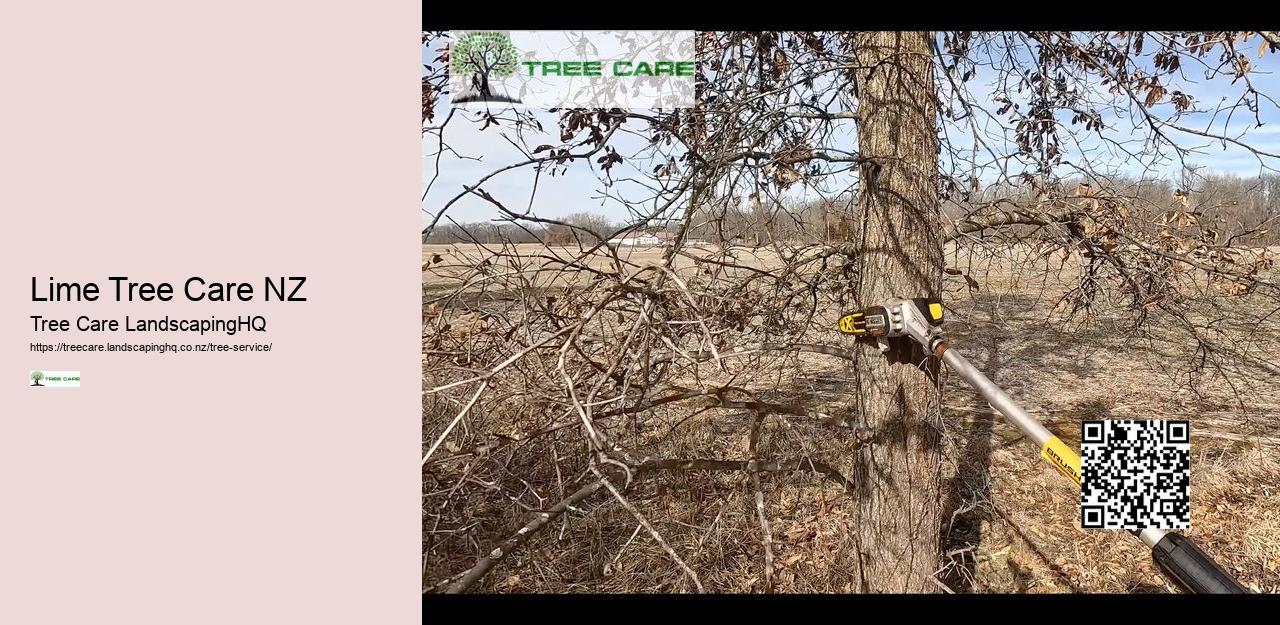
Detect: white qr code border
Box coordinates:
(1080, 419, 1191, 530)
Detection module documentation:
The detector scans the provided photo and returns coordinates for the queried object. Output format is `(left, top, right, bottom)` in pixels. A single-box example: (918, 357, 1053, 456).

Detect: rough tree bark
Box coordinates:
(846, 31, 945, 593)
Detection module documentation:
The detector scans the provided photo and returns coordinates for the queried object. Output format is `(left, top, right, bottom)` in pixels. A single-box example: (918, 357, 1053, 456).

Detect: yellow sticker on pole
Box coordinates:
(1040, 436, 1082, 488)
(928, 302, 943, 322)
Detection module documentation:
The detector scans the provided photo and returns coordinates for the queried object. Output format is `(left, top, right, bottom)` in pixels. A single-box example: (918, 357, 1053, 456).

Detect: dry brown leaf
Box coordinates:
(785, 526, 815, 543)
(1254, 250, 1273, 270)
(1145, 84, 1165, 108)
(1211, 276, 1252, 296)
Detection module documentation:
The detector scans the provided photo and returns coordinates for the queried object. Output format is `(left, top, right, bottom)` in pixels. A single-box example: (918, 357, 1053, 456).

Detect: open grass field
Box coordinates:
(424, 242, 1280, 593)
(422, 243, 763, 290)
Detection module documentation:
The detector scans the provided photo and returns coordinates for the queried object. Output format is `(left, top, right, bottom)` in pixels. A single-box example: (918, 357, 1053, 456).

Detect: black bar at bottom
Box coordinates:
(1151, 532, 1249, 594)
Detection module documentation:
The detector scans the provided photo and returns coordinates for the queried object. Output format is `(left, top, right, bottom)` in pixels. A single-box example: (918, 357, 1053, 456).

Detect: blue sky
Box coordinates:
(424, 33, 1280, 230)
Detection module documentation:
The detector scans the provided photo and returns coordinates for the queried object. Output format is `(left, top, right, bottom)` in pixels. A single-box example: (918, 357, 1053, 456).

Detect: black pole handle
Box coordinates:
(1151, 532, 1249, 594)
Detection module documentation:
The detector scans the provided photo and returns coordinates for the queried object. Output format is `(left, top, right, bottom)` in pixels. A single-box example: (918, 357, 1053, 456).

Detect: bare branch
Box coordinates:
(594, 468, 705, 593)
(442, 479, 605, 594)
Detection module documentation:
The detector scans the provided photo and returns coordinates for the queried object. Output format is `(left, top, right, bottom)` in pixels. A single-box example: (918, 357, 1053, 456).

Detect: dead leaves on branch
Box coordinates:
(1173, 188, 1190, 208)
(1164, 210, 1199, 229)
(1153, 188, 1275, 284)
(772, 49, 789, 82)
(1144, 83, 1166, 109)
(1156, 225, 1274, 289)
(545, 108, 621, 147)
(596, 147, 625, 173)
(764, 163, 802, 191)
(1029, 182, 1275, 308)
(1072, 183, 1123, 254)
(1233, 54, 1253, 85)
(1211, 275, 1254, 296)
(421, 38, 450, 125)
(533, 144, 580, 166)
(762, 142, 814, 191)
(423, 253, 444, 273)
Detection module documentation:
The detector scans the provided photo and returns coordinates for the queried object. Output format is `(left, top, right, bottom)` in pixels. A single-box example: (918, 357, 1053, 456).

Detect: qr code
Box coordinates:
(1080, 420, 1190, 530)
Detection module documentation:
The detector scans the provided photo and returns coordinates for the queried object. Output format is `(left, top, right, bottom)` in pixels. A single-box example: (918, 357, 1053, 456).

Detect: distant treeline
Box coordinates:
(424, 173, 1280, 247)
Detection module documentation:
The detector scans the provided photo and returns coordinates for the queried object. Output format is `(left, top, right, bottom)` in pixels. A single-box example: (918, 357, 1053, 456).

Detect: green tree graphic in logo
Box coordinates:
(30, 371, 45, 386)
(451, 31, 521, 104)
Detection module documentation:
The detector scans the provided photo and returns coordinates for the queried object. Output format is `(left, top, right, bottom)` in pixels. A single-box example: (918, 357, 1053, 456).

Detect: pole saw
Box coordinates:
(838, 297, 1249, 594)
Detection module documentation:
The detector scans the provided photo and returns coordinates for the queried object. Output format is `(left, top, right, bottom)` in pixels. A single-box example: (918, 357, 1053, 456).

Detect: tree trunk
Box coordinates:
(846, 31, 944, 593)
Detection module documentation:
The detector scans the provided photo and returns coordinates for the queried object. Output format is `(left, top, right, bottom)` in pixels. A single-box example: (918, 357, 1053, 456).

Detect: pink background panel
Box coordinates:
(0, 3, 422, 622)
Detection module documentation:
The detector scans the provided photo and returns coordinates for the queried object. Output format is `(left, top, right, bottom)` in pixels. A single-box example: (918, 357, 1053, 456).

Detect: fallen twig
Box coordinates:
(593, 467, 705, 593)
(443, 479, 605, 594)
(752, 471, 775, 594)
(636, 457, 858, 495)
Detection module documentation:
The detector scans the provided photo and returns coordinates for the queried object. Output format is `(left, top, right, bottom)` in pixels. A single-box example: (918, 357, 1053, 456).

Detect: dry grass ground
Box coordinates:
(424, 242, 1280, 594)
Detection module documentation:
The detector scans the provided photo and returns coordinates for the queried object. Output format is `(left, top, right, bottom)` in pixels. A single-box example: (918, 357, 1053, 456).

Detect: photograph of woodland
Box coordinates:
(423, 31, 1280, 594)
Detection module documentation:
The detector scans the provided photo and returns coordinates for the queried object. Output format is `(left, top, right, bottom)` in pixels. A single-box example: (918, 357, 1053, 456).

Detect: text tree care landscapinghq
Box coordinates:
(28, 276, 305, 338)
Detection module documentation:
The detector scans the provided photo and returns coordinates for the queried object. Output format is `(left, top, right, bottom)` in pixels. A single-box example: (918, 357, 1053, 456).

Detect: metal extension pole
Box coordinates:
(938, 346, 1053, 450)
(837, 297, 1248, 593)
(933, 340, 1248, 594)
